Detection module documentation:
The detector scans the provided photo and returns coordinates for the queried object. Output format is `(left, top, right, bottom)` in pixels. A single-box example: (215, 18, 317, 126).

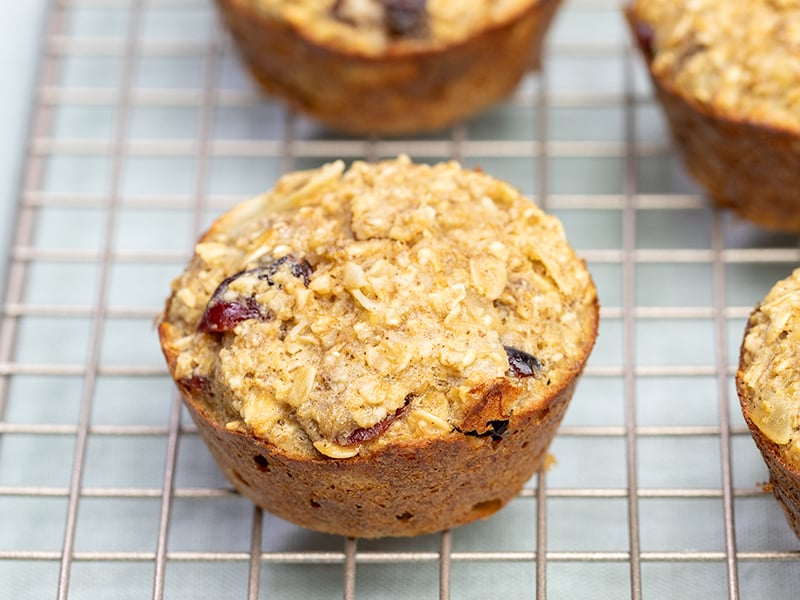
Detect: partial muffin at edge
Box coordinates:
(737, 268, 800, 539)
(625, 0, 800, 231)
(158, 156, 599, 537)
(215, 0, 563, 134)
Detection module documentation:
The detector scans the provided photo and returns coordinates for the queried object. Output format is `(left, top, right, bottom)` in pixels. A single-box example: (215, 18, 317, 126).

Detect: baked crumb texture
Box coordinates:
(626, 0, 800, 231)
(214, 0, 563, 134)
(738, 268, 800, 539)
(160, 156, 598, 537)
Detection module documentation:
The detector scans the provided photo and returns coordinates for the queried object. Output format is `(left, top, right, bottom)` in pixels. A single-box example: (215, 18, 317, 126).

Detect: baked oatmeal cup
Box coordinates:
(159, 156, 598, 537)
(216, 0, 563, 134)
(626, 0, 800, 231)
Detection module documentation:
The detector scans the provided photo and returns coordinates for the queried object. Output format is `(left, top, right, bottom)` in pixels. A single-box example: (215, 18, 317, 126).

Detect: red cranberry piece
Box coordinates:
(197, 256, 313, 333)
(178, 374, 213, 396)
(198, 294, 265, 333)
(634, 22, 655, 60)
(197, 268, 271, 333)
(338, 395, 413, 446)
(503, 346, 541, 378)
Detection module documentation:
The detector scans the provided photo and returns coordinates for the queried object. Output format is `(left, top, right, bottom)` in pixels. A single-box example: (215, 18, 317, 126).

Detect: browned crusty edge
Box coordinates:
(625, 6, 800, 232)
(160, 309, 595, 538)
(168, 342, 584, 537)
(737, 315, 800, 540)
(215, 0, 563, 135)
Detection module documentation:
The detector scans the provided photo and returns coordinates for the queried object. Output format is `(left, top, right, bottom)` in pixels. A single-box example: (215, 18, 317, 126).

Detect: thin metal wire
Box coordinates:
(149, 6, 223, 596)
(57, 0, 144, 596)
(536, 468, 548, 600)
(711, 201, 741, 599)
(3, 546, 798, 564)
(152, 392, 183, 599)
(30, 136, 664, 160)
(0, 481, 771, 502)
(0, 472, 770, 498)
(343, 537, 357, 600)
(438, 530, 452, 600)
(247, 507, 264, 600)
(621, 34, 643, 600)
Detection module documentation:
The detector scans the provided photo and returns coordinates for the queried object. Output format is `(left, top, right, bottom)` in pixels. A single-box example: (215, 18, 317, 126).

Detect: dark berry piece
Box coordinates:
(178, 374, 213, 396)
(197, 255, 312, 333)
(259, 255, 312, 287)
(338, 395, 412, 446)
(382, 0, 426, 36)
(197, 269, 271, 333)
(503, 346, 541, 378)
(634, 21, 655, 61)
(198, 295, 265, 333)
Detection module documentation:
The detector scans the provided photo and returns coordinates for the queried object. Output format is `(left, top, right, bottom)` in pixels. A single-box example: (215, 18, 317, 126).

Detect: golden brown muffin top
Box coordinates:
(247, 0, 539, 54)
(740, 268, 800, 467)
(161, 156, 597, 459)
(629, 0, 800, 132)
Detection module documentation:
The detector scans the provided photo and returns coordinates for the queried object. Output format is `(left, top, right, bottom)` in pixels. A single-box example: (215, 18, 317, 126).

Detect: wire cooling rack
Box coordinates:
(2, 0, 800, 598)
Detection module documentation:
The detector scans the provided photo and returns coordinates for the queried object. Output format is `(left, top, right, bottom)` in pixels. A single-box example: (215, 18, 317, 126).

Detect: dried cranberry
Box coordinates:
(382, 0, 426, 36)
(503, 346, 541, 378)
(178, 374, 213, 396)
(634, 22, 655, 61)
(338, 395, 413, 446)
(197, 270, 267, 332)
(197, 255, 312, 333)
(198, 294, 265, 333)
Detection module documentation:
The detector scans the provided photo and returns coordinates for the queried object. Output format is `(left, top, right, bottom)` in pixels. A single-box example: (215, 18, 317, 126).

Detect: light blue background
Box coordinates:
(0, 0, 48, 292)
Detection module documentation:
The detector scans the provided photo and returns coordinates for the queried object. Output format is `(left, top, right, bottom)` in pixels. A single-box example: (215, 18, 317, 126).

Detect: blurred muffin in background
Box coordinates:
(626, 0, 800, 231)
(215, 0, 563, 134)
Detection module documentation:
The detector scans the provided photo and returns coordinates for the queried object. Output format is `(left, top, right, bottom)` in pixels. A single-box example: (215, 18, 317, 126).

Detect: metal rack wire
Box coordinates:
(2, 0, 800, 598)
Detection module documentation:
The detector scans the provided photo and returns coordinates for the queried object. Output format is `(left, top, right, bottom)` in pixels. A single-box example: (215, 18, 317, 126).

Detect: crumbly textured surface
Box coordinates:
(738, 268, 800, 539)
(215, 0, 562, 133)
(626, 1, 800, 231)
(628, 0, 800, 133)
(739, 269, 800, 462)
(159, 156, 598, 537)
(162, 156, 596, 458)
(248, 0, 539, 55)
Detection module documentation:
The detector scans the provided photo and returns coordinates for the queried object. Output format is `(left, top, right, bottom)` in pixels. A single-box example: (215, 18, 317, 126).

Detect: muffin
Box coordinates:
(737, 268, 800, 539)
(625, 0, 800, 231)
(215, 0, 563, 134)
(158, 156, 598, 538)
